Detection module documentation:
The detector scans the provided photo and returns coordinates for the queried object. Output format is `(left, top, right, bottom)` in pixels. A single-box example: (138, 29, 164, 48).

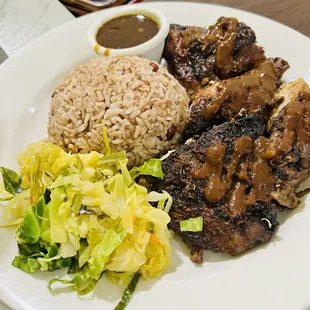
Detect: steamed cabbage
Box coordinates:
(0, 141, 172, 303)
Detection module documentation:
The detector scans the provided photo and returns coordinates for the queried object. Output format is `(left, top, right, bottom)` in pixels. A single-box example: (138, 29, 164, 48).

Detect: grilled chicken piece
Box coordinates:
(267, 79, 310, 208)
(161, 114, 278, 263)
(160, 79, 310, 263)
(185, 58, 289, 137)
(163, 17, 266, 96)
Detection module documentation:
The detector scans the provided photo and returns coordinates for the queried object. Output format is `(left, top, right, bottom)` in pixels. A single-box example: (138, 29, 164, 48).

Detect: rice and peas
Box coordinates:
(48, 55, 190, 165)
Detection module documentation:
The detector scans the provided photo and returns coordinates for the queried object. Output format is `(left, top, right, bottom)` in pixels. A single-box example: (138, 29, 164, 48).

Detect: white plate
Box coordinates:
(1, 2, 310, 310)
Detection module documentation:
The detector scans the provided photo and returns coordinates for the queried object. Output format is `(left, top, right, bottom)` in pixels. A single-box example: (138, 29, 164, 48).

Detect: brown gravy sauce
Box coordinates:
(228, 182, 247, 216)
(192, 136, 276, 216)
(182, 18, 239, 66)
(208, 17, 238, 78)
(192, 143, 227, 201)
(247, 137, 276, 204)
(203, 60, 277, 121)
(193, 136, 253, 202)
(96, 14, 159, 49)
(188, 17, 239, 78)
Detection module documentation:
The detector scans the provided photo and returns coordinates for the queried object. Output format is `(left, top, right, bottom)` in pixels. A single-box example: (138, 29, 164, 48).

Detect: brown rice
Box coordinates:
(47, 55, 190, 165)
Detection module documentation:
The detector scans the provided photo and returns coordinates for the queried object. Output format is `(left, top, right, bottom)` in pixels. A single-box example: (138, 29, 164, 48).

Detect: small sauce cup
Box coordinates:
(87, 6, 170, 62)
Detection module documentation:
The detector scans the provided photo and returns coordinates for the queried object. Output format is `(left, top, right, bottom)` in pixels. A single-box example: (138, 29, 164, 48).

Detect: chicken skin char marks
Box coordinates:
(163, 17, 268, 95)
(185, 58, 289, 137)
(163, 17, 289, 137)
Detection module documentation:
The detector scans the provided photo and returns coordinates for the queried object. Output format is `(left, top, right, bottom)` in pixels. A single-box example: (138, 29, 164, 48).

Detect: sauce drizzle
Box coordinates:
(203, 60, 277, 121)
(193, 136, 253, 202)
(193, 136, 277, 216)
(192, 92, 310, 216)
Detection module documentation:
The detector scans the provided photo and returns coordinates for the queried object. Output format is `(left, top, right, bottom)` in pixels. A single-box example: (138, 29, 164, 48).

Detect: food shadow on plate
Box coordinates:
(172, 235, 241, 265)
(0, 227, 17, 254)
(275, 176, 309, 225)
(31, 268, 122, 303)
(31, 240, 184, 303)
(277, 196, 307, 225)
(31, 268, 73, 294)
(203, 194, 307, 263)
(170, 199, 308, 267)
(92, 240, 185, 302)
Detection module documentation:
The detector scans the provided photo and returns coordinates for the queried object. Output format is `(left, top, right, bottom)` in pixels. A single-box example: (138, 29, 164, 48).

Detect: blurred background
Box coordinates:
(61, 0, 309, 37)
(60, 0, 144, 16)
(0, 0, 308, 65)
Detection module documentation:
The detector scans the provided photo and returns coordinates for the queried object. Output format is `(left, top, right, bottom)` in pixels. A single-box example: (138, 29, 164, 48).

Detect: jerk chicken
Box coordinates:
(160, 79, 310, 263)
(160, 16, 310, 263)
(163, 17, 290, 137)
(185, 58, 289, 137)
(163, 17, 267, 96)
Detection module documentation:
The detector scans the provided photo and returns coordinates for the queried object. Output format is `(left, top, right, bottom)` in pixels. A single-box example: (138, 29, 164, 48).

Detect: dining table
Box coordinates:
(145, 0, 310, 37)
(0, 0, 309, 65)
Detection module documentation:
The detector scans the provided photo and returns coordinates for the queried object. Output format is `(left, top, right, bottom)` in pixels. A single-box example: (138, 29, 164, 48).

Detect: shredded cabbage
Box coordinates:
(0, 141, 173, 303)
(180, 217, 203, 232)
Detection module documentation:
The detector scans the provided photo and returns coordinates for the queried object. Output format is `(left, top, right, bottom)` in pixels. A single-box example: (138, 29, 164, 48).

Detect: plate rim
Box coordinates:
(1, 2, 310, 310)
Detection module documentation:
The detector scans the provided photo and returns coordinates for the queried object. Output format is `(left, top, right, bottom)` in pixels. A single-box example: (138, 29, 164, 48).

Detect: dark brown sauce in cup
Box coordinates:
(96, 14, 159, 49)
